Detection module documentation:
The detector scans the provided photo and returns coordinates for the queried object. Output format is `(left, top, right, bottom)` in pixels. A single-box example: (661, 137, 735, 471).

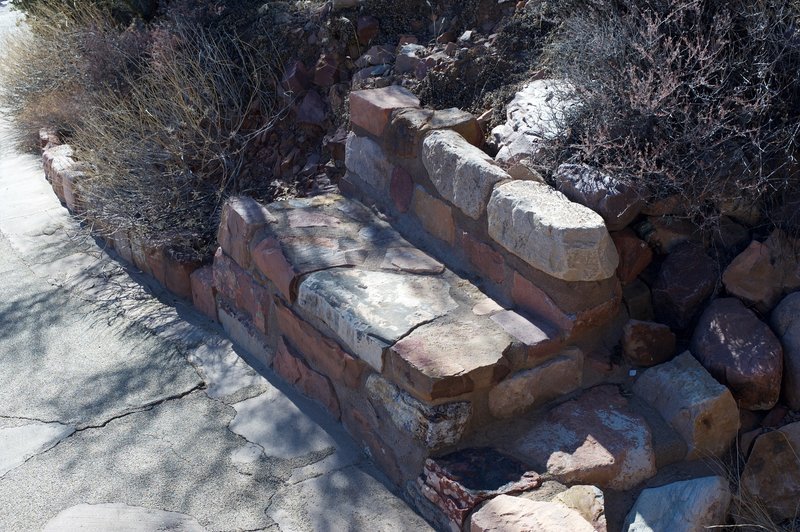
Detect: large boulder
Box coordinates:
(652, 243, 717, 330)
(487, 180, 619, 282)
(739, 421, 800, 523)
(691, 298, 783, 410)
(554, 164, 643, 231)
(633, 352, 739, 459)
(623, 476, 731, 531)
(771, 292, 800, 409)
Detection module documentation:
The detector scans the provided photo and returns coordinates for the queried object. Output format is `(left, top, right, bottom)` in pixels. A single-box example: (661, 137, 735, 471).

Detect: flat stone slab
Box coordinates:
(42, 503, 206, 532)
(506, 385, 656, 490)
(0, 422, 75, 478)
(298, 268, 458, 372)
(228, 385, 338, 460)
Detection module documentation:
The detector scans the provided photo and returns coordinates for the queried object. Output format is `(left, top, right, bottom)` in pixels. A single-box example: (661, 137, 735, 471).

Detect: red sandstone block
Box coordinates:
(111, 229, 134, 264)
(212, 248, 269, 333)
(511, 272, 573, 334)
(145, 245, 167, 286)
(274, 337, 341, 419)
(390, 166, 414, 213)
(462, 232, 506, 284)
(410, 186, 456, 245)
(349, 86, 420, 138)
(251, 236, 297, 303)
(164, 250, 199, 300)
(217, 197, 276, 269)
(274, 300, 365, 389)
(129, 234, 152, 275)
(190, 265, 218, 322)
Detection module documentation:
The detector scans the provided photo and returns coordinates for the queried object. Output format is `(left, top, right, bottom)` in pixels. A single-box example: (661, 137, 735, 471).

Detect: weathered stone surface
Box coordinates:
(217, 305, 273, 369)
(555, 164, 643, 231)
(422, 129, 509, 219)
(0, 422, 75, 477)
(349, 85, 420, 137)
(274, 301, 364, 389)
(297, 269, 458, 371)
(463, 235, 506, 286)
(623, 476, 731, 532)
(61, 169, 84, 213)
(380, 247, 444, 274)
(394, 43, 425, 75)
(621, 320, 676, 367)
(623, 279, 655, 321)
(411, 186, 456, 244)
(296, 90, 326, 127)
(419, 448, 540, 529)
(390, 166, 414, 212)
(164, 251, 198, 300)
(633, 352, 739, 459)
(491, 79, 577, 164)
(354, 45, 394, 68)
(366, 374, 471, 449)
(251, 236, 297, 302)
(213, 248, 268, 332)
(739, 421, 800, 522)
(652, 243, 717, 330)
(691, 298, 783, 410)
(385, 313, 511, 401)
(487, 180, 619, 282)
(553, 485, 606, 532)
(470, 495, 595, 532)
(274, 338, 340, 418)
(722, 240, 783, 312)
(508, 385, 656, 490)
(771, 292, 800, 410)
(612, 229, 653, 284)
(344, 132, 393, 193)
(488, 349, 583, 419)
(217, 197, 275, 269)
(389, 107, 482, 158)
(190, 265, 217, 322)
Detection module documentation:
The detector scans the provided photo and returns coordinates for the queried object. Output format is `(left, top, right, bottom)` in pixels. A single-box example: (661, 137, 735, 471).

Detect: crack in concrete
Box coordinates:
(0, 413, 61, 424)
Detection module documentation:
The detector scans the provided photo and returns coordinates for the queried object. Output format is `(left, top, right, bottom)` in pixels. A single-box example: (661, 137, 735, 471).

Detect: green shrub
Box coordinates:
(540, 0, 800, 229)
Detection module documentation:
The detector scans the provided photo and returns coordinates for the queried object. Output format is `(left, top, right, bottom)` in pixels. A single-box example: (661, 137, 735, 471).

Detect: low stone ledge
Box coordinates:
(217, 196, 275, 270)
(344, 132, 394, 193)
(349, 85, 420, 138)
(422, 129, 509, 220)
(487, 180, 619, 282)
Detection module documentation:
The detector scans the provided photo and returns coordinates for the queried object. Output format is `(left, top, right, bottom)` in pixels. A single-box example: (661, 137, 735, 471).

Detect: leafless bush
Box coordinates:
(540, 0, 800, 230)
(0, 1, 147, 149)
(73, 23, 284, 260)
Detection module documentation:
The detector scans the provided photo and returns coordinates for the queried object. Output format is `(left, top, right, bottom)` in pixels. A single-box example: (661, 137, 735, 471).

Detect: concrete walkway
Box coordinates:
(0, 5, 431, 531)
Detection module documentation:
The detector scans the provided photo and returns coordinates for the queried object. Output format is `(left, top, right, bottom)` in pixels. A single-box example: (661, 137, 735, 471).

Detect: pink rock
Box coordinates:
(295, 90, 326, 127)
(691, 297, 783, 410)
(722, 240, 782, 312)
(612, 228, 653, 284)
(350, 85, 420, 138)
(190, 265, 218, 322)
(216, 197, 275, 269)
(621, 319, 676, 367)
(652, 243, 717, 330)
(274, 338, 341, 419)
(470, 495, 595, 532)
(390, 166, 414, 213)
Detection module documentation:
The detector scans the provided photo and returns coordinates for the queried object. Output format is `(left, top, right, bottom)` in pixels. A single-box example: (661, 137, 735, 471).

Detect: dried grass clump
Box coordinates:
(540, 0, 800, 230)
(73, 23, 282, 260)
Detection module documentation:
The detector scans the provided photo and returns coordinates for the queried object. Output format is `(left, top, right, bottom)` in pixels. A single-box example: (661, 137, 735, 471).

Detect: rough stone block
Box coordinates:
(129, 233, 152, 276)
(163, 251, 198, 300)
(555, 164, 643, 231)
(274, 338, 341, 419)
(190, 265, 218, 322)
(722, 239, 783, 313)
(623, 477, 731, 532)
(366, 374, 471, 450)
(652, 243, 717, 330)
(488, 349, 583, 419)
(297, 269, 458, 371)
(217, 305, 273, 369)
(612, 229, 653, 284)
(61, 170, 84, 213)
(507, 386, 656, 490)
(384, 313, 512, 401)
(410, 186, 456, 245)
(422, 129, 509, 219)
(388, 107, 482, 158)
(145, 245, 167, 286)
(274, 301, 365, 389)
(633, 352, 739, 459)
(251, 236, 297, 303)
(471, 495, 595, 532)
(488, 180, 618, 282)
(111, 229, 134, 265)
(344, 132, 393, 193)
(390, 166, 414, 213)
(462, 233, 505, 284)
(621, 320, 676, 367)
(349, 85, 420, 137)
(217, 197, 275, 269)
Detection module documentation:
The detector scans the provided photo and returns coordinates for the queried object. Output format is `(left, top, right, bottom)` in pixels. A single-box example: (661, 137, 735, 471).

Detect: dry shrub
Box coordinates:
(540, 0, 800, 230)
(74, 23, 283, 260)
(0, 1, 148, 150)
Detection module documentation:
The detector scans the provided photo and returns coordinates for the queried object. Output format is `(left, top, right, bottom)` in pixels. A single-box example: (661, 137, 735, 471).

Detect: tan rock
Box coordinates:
(552, 485, 606, 532)
(633, 352, 739, 459)
(470, 495, 595, 532)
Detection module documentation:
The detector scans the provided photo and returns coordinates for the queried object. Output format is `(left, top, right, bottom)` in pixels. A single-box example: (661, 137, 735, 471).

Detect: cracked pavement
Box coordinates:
(0, 5, 432, 531)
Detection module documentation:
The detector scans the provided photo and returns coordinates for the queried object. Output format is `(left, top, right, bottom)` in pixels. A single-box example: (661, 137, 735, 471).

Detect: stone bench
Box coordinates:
(208, 194, 585, 483)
